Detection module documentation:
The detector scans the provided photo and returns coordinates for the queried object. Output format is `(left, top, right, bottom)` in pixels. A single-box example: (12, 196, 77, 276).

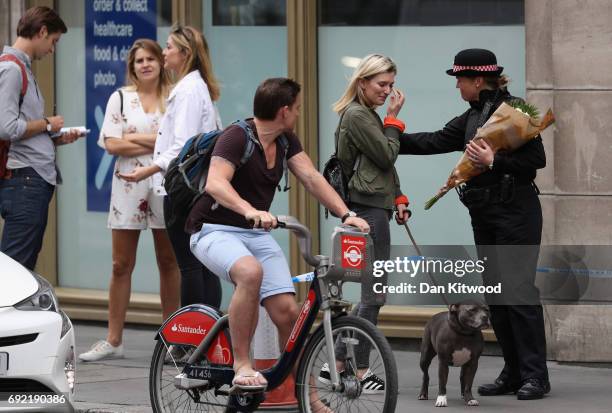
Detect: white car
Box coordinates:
(0, 252, 75, 409)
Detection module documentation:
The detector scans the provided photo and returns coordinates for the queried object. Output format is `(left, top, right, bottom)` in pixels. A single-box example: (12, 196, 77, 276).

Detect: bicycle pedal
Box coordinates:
(227, 392, 265, 411)
(228, 385, 267, 395)
(174, 372, 209, 389)
(329, 299, 353, 312)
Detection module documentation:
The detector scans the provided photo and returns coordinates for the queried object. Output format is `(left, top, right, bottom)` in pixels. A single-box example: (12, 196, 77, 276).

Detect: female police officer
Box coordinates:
(399, 49, 550, 400)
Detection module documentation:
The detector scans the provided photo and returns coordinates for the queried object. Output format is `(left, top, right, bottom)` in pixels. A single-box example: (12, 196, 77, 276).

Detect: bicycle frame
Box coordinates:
(156, 270, 338, 392)
(156, 216, 368, 396)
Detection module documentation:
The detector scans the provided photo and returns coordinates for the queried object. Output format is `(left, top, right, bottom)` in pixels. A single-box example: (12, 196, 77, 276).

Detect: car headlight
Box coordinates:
(14, 271, 59, 312)
(60, 309, 73, 338)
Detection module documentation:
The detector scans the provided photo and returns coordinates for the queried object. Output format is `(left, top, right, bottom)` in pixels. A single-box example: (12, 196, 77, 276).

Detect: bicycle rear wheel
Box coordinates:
(149, 340, 231, 412)
(296, 315, 398, 413)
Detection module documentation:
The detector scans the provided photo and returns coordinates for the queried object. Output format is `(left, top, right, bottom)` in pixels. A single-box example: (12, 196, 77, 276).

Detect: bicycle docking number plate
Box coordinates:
(185, 365, 234, 383)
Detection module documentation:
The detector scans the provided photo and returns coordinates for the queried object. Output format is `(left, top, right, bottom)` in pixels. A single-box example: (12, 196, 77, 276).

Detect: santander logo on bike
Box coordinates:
(285, 290, 315, 352)
(170, 323, 207, 336)
(341, 235, 366, 269)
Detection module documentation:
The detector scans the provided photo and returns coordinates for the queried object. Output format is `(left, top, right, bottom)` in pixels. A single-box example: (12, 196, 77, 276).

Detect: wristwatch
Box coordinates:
(341, 210, 357, 223)
(44, 118, 52, 133)
(488, 158, 494, 170)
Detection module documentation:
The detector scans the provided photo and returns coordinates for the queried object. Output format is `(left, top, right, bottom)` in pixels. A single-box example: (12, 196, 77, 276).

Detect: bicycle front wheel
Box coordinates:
(296, 315, 398, 413)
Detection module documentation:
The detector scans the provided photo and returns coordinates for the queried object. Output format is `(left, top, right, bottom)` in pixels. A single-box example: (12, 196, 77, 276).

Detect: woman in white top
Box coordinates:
(120, 25, 222, 310)
(79, 39, 180, 362)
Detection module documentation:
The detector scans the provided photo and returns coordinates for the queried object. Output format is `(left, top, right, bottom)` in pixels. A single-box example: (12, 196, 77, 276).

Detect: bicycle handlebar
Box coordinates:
(276, 215, 320, 267)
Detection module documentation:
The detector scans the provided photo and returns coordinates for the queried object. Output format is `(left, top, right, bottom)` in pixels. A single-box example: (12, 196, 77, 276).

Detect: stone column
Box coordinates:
(526, 0, 612, 361)
(0, 0, 24, 46)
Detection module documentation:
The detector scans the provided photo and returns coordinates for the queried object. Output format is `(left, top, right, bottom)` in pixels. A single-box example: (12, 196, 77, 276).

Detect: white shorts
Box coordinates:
(190, 223, 295, 303)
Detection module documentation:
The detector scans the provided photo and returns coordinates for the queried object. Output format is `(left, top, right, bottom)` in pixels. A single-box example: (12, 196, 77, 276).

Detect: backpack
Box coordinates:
(322, 111, 358, 218)
(163, 119, 291, 228)
(0, 54, 28, 178)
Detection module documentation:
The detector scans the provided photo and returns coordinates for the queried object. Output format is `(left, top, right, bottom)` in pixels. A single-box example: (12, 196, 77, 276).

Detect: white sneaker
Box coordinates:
(78, 340, 124, 362)
(359, 369, 385, 394)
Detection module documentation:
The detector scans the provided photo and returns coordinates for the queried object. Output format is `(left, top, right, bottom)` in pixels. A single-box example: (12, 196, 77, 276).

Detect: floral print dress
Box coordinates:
(97, 88, 165, 229)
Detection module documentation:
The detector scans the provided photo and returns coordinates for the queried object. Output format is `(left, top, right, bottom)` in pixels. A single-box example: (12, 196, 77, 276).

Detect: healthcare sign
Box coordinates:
(85, 0, 156, 211)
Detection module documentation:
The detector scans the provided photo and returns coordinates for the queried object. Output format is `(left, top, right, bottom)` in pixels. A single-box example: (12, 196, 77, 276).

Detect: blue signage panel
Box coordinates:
(85, 0, 156, 212)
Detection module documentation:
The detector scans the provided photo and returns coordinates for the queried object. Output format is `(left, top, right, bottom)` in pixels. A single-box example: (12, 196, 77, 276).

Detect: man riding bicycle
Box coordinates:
(185, 78, 369, 392)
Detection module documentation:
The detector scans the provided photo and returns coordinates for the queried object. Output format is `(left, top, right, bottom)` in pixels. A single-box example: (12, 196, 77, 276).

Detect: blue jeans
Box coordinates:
(0, 167, 55, 270)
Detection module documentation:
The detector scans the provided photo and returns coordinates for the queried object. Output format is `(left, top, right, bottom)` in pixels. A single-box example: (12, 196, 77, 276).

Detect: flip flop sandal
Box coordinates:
(229, 371, 267, 394)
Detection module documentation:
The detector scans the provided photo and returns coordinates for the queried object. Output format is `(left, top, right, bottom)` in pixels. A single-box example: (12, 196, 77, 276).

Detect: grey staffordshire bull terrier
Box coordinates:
(418, 300, 490, 407)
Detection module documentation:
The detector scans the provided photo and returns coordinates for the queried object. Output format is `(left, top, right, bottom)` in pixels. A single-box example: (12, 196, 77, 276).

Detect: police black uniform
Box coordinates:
(399, 49, 550, 400)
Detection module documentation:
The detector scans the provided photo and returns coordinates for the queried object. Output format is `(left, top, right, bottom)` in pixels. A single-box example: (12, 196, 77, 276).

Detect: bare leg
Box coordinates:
(228, 256, 267, 387)
(263, 293, 300, 379)
(262, 293, 299, 351)
(152, 228, 180, 320)
(107, 230, 140, 347)
(264, 296, 333, 413)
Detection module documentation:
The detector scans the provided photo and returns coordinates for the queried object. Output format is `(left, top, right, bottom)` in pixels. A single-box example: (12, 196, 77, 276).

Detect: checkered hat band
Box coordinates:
(453, 64, 498, 72)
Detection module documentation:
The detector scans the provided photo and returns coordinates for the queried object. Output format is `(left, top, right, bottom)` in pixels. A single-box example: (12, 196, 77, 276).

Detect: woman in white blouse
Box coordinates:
(120, 26, 222, 310)
(80, 39, 180, 362)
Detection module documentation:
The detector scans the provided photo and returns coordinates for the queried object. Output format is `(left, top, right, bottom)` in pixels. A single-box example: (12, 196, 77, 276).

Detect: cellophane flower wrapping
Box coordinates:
(425, 102, 555, 210)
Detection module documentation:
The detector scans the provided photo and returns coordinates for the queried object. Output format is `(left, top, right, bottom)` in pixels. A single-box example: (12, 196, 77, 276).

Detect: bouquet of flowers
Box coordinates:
(424, 100, 555, 210)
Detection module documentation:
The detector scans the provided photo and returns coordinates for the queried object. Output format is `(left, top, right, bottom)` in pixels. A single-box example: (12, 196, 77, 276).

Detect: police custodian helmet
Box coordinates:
(446, 48, 504, 77)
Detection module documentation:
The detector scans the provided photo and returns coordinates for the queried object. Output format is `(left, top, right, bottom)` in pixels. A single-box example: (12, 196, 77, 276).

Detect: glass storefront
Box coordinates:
(202, 0, 289, 306)
(55, 0, 287, 306)
(52, 0, 525, 309)
(56, 1, 172, 293)
(317, 0, 525, 303)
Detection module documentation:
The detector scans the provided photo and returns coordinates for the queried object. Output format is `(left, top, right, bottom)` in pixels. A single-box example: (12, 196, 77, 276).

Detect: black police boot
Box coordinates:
(517, 378, 550, 400)
(478, 377, 520, 396)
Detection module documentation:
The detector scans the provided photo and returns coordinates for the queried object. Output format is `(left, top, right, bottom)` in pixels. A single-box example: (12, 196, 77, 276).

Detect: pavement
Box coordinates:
(71, 321, 612, 413)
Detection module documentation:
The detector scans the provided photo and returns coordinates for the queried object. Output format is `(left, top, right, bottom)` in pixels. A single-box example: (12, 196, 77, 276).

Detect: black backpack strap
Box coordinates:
(233, 119, 291, 192)
(235, 119, 257, 166)
(334, 110, 347, 155)
(336, 108, 360, 181)
(117, 88, 125, 119)
(278, 134, 290, 192)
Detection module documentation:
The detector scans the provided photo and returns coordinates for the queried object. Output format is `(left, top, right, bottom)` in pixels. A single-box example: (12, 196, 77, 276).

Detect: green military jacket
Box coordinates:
(336, 101, 402, 210)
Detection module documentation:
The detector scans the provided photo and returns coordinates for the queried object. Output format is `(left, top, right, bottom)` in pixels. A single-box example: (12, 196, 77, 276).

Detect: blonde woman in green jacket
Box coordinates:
(319, 54, 409, 393)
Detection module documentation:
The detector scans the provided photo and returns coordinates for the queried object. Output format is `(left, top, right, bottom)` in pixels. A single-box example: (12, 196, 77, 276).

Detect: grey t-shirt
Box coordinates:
(0, 46, 59, 185)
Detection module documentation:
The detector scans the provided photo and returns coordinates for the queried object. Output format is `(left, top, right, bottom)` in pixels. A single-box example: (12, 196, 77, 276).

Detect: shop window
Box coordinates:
(158, 0, 172, 27)
(319, 0, 523, 26)
(212, 0, 286, 26)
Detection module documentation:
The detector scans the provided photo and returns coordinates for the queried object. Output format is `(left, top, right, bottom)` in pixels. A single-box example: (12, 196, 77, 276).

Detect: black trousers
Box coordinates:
(469, 186, 549, 384)
(163, 197, 222, 308)
(335, 203, 391, 368)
